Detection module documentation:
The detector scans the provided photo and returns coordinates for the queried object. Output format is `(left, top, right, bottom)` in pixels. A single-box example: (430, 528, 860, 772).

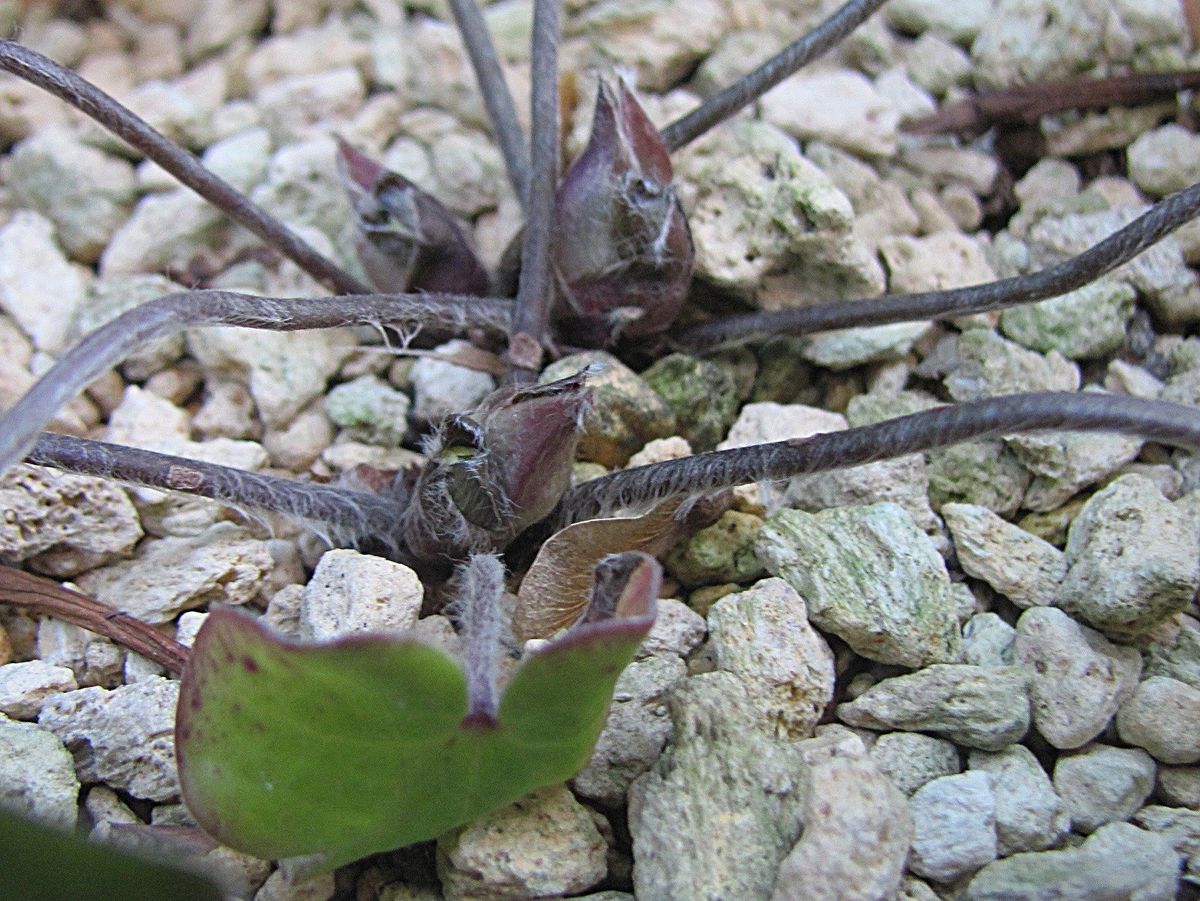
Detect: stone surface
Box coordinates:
(638, 598, 706, 659)
(1128, 124, 1200, 197)
(869, 732, 961, 796)
(1158, 766, 1200, 810)
(437, 785, 606, 900)
(1053, 745, 1157, 834)
(76, 523, 273, 626)
(968, 745, 1068, 855)
(0, 465, 142, 572)
(0, 211, 88, 353)
(0, 660, 77, 721)
(667, 510, 765, 587)
(885, 0, 990, 41)
(837, 665, 1030, 751)
(409, 339, 496, 425)
(908, 771, 997, 884)
(541, 352, 675, 468)
(573, 654, 686, 807)
(325, 374, 411, 447)
(1117, 677, 1200, 764)
(1013, 606, 1142, 749)
(944, 504, 1065, 609)
(772, 736, 911, 901)
(1010, 423, 1144, 513)
(99, 189, 224, 277)
(762, 70, 898, 158)
(299, 549, 423, 641)
(756, 505, 961, 667)
(707, 578, 835, 740)
(73, 274, 187, 380)
(641, 354, 739, 452)
(945, 328, 1079, 402)
(961, 614, 1016, 668)
(629, 673, 805, 901)
(999, 280, 1136, 360)
(38, 676, 180, 801)
(964, 822, 1180, 901)
(0, 714, 79, 830)
(1054, 474, 1200, 639)
(1144, 612, 1200, 692)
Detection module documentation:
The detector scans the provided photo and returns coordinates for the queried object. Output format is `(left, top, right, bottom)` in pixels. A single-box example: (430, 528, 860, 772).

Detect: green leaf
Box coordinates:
(0, 807, 221, 901)
(176, 556, 658, 871)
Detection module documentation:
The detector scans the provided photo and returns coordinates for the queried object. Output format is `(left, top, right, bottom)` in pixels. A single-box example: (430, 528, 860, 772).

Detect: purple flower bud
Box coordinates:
(336, 137, 490, 296)
(403, 369, 592, 561)
(552, 78, 694, 343)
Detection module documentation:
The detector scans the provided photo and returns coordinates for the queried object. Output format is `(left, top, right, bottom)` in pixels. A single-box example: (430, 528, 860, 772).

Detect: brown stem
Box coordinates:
(0, 567, 189, 675)
(906, 69, 1200, 136)
(0, 39, 370, 295)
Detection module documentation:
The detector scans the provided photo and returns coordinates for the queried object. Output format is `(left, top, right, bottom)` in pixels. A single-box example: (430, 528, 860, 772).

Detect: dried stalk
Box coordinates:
(677, 181, 1200, 349)
(0, 290, 513, 474)
(0, 566, 189, 675)
(0, 40, 369, 295)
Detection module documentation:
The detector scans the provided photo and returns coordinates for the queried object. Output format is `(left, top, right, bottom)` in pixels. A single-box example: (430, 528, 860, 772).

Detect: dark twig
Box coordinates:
(556, 392, 1200, 525)
(907, 69, 1200, 136)
(28, 433, 410, 555)
(677, 181, 1200, 350)
(508, 0, 561, 380)
(0, 566, 189, 675)
(0, 290, 513, 473)
(448, 0, 532, 208)
(0, 40, 370, 295)
(659, 0, 889, 152)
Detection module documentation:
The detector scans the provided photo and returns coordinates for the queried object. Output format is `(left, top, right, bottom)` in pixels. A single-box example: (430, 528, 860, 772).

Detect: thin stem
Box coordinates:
(555, 392, 1200, 525)
(0, 39, 370, 295)
(0, 290, 513, 474)
(458, 553, 505, 727)
(447, 0, 531, 208)
(677, 181, 1200, 350)
(28, 433, 409, 554)
(659, 0, 889, 152)
(0, 565, 189, 675)
(508, 0, 560, 381)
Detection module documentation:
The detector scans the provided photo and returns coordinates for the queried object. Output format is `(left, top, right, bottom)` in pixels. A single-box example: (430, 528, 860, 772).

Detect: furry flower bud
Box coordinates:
(337, 137, 490, 295)
(551, 78, 694, 343)
(403, 369, 591, 561)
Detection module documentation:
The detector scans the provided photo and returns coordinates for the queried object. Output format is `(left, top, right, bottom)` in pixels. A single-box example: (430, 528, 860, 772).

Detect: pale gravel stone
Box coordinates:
(437, 785, 606, 900)
(885, 0, 990, 41)
(1117, 677, 1200, 764)
(0, 211, 89, 353)
(186, 0, 269, 60)
(964, 822, 1180, 901)
(1128, 124, 1200, 197)
(761, 70, 898, 158)
(666, 509, 765, 587)
(626, 436, 692, 468)
(946, 329, 1080, 402)
(255, 67, 366, 145)
(263, 584, 304, 637)
(104, 384, 190, 448)
(944, 504, 1066, 608)
(629, 673, 806, 901)
(572, 654, 687, 807)
(756, 505, 961, 668)
(8, 125, 137, 263)
(299, 549, 422, 641)
(72, 274, 187, 381)
(254, 868, 337, 901)
(772, 736, 911, 901)
(410, 339, 497, 424)
(1013, 606, 1142, 750)
(325, 374, 411, 447)
(99, 190, 224, 277)
(0, 465, 142, 571)
(38, 676, 180, 801)
(1010, 424, 1145, 513)
(1055, 474, 1200, 640)
(0, 661, 77, 720)
(1053, 745, 1157, 834)
(0, 714, 79, 830)
(836, 665, 1030, 751)
(869, 732, 961, 796)
(707, 578, 835, 740)
(879, 232, 996, 294)
(961, 614, 1016, 668)
(76, 523, 273, 625)
(908, 771, 997, 884)
(999, 280, 1136, 361)
(187, 323, 356, 429)
(968, 745, 1069, 855)
(638, 598, 706, 659)
(1158, 767, 1200, 810)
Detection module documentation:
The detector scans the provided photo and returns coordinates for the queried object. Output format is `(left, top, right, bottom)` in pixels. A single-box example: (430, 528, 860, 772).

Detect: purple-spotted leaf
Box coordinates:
(176, 554, 659, 871)
(512, 498, 688, 642)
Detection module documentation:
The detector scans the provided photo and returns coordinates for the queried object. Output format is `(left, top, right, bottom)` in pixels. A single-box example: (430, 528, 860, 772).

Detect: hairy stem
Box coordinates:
(458, 553, 506, 727)
(508, 0, 561, 380)
(0, 290, 513, 473)
(555, 392, 1200, 524)
(659, 0, 889, 152)
(0, 41, 369, 295)
(677, 181, 1200, 349)
(28, 433, 410, 554)
(448, 0, 531, 208)
(0, 566, 189, 675)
